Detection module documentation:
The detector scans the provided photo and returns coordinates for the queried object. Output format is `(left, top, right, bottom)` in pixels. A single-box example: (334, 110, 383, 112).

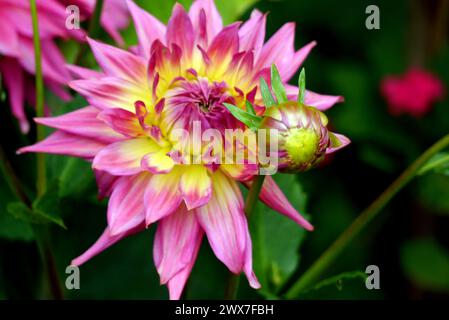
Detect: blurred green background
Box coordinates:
(1, 0, 449, 299)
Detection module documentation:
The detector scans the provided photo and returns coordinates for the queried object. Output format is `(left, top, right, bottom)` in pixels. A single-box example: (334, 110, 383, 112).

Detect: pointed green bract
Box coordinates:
(260, 78, 276, 107)
(271, 64, 287, 103)
(246, 100, 256, 115)
(298, 68, 306, 104)
(223, 103, 262, 131)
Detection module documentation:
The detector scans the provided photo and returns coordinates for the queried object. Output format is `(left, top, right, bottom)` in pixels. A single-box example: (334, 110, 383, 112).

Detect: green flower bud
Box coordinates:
(260, 101, 336, 173)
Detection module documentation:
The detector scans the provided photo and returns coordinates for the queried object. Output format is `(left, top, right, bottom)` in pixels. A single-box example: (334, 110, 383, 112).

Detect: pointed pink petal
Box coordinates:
(153, 205, 203, 286)
(71, 224, 144, 266)
(255, 23, 299, 80)
(285, 85, 344, 111)
(207, 23, 240, 63)
(93, 138, 160, 176)
(66, 64, 103, 80)
(244, 176, 313, 231)
(189, 0, 223, 45)
(126, 0, 166, 59)
(0, 58, 28, 133)
(87, 37, 147, 83)
(70, 77, 149, 111)
(107, 173, 149, 235)
(166, 3, 194, 55)
(144, 168, 183, 225)
(97, 108, 142, 138)
(35, 106, 123, 143)
(17, 131, 106, 159)
(238, 10, 266, 60)
(327, 133, 350, 154)
(281, 41, 316, 81)
(195, 172, 244, 268)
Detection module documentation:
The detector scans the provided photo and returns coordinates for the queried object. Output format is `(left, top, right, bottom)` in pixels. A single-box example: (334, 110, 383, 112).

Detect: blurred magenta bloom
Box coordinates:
(20, 0, 343, 299)
(59, 0, 129, 46)
(0, 0, 129, 133)
(381, 68, 445, 117)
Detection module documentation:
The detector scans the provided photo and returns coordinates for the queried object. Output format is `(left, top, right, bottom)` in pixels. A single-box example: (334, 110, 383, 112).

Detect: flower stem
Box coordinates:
(30, 0, 45, 196)
(224, 175, 266, 299)
(30, 0, 63, 299)
(285, 133, 449, 298)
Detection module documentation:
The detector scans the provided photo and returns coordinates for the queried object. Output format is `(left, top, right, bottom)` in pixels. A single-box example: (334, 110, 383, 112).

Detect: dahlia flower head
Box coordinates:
(0, 0, 129, 133)
(20, 0, 346, 299)
(381, 68, 445, 117)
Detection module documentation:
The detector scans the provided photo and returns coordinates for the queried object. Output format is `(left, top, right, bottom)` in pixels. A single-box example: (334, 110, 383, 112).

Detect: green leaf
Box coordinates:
(417, 152, 449, 176)
(295, 271, 369, 299)
(1, 202, 34, 241)
(223, 103, 262, 130)
(216, 0, 260, 24)
(417, 173, 449, 214)
(298, 68, 306, 103)
(270, 64, 287, 104)
(401, 238, 449, 292)
(245, 100, 256, 116)
(259, 78, 276, 107)
(251, 175, 308, 297)
(32, 180, 66, 229)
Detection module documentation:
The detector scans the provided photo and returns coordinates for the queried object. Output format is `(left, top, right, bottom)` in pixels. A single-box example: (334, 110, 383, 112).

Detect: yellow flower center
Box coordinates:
(284, 127, 320, 166)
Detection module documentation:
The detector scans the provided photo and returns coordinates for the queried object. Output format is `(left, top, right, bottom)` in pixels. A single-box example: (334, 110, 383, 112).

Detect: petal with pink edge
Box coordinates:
(285, 85, 344, 111)
(71, 224, 145, 266)
(87, 37, 147, 84)
(189, 0, 223, 46)
(97, 108, 143, 138)
(238, 10, 266, 60)
(144, 167, 183, 225)
(93, 138, 160, 176)
(327, 132, 350, 154)
(94, 170, 118, 200)
(17, 131, 106, 159)
(166, 4, 195, 56)
(153, 205, 203, 286)
(35, 106, 123, 143)
(180, 165, 212, 210)
(107, 173, 150, 235)
(126, 0, 166, 59)
(244, 176, 314, 231)
(195, 170, 259, 288)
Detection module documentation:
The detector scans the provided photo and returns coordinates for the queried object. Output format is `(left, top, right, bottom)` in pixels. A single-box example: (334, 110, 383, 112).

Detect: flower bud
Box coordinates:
(260, 101, 335, 173)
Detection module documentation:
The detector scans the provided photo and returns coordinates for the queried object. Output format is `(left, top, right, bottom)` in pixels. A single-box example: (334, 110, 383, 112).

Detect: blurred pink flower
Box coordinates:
(381, 68, 445, 117)
(19, 0, 343, 299)
(0, 0, 129, 133)
(59, 0, 129, 46)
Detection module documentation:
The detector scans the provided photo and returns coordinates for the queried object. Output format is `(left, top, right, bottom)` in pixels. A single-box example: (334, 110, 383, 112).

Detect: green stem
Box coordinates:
(75, 0, 104, 65)
(224, 175, 266, 300)
(29, 0, 63, 300)
(30, 0, 46, 196)
(285, 133, 449, 298)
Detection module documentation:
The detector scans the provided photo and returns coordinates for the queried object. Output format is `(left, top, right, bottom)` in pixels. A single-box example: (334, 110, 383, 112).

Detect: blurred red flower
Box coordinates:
(381, 68, 445, 117)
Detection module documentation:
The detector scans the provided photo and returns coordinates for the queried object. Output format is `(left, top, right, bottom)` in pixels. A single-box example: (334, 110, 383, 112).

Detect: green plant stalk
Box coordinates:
(285, 133, 449, 298)
(224, 175, 266, 299)
(30, 0, 46, 196)
(30, 0, 63, 299)
(75, 0, 104, 65)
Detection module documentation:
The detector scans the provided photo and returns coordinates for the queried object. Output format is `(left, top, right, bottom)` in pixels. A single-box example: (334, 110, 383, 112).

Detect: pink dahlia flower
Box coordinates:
(19, 0, 343, 299)
(0, 0, 129, 133)
(381, 68, 445, 117)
